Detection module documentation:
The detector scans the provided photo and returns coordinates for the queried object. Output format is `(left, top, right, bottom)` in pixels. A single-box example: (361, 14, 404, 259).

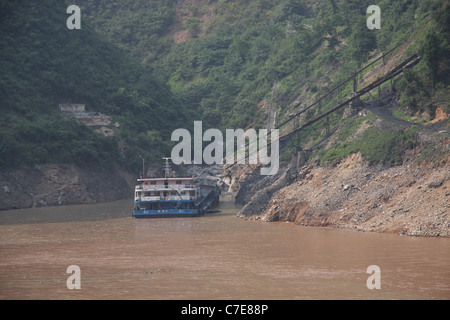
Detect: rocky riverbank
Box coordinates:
(2, 151, 448, 238)
(0, 161, 224, 212)
(228, 152, 449, 237)
(0, 164, 135, 210)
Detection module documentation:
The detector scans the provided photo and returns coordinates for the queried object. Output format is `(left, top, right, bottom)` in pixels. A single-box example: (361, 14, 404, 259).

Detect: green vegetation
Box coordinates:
(1, 0, 449, 171)
(394, 1, 450, 116)
(392, 108, 427, 124)
(0, 0, 195, 171)
(75, 0, 177, 65)
(318, 125, 420, 166)
(0, 113, 119, 168)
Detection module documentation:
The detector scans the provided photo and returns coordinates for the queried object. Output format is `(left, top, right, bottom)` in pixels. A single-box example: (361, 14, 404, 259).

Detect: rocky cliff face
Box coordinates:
(226, 89, 449, 237)
(0, 164, 135, 210)
(232, 152, 449, 237)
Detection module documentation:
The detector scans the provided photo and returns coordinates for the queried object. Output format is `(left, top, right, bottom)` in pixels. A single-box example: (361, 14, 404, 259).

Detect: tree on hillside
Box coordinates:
(347, 15, 377, 63)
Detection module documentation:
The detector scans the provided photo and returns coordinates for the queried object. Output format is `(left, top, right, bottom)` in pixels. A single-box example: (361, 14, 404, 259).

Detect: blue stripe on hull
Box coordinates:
(133, 209, 202, 218)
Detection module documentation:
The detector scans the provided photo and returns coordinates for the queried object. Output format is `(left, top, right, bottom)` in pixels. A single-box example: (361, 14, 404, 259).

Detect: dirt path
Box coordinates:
(365, 91, 449, 132)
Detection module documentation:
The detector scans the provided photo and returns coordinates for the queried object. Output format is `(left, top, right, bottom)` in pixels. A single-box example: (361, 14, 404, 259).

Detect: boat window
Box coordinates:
(150, 181, 156, 185)
(176, 180, 182, 184)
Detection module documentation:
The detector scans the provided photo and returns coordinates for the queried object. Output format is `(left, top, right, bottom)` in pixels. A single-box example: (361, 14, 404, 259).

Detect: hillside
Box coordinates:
(0, 0, 195, 172)
(1, 0, 449, 218)
(78, 0, 449, 131)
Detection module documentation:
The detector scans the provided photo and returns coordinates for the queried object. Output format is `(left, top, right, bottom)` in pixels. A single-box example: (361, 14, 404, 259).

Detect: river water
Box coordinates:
(0, 199, 448, 300)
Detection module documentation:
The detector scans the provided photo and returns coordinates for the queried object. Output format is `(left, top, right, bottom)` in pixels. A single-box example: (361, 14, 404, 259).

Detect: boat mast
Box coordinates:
(163, 157, 171, 179)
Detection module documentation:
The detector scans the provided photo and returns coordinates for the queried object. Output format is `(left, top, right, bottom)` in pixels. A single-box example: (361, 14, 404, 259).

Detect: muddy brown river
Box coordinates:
(0, 199, 448, 299)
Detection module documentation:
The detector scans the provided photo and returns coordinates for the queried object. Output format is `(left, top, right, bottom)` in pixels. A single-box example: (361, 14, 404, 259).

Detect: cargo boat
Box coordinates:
(132, 158, 219, 218)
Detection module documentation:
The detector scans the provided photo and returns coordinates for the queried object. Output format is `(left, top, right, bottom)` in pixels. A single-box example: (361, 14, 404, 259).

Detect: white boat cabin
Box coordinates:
(134, 176, 199, 202)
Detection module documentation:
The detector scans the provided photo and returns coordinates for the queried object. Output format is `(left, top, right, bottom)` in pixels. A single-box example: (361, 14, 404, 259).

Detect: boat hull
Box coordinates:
(133, 198, 203, 218)
(132, 209, 203, 218)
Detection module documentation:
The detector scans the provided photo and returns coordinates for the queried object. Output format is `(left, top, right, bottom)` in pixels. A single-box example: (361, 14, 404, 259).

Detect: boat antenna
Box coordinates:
(163, 157, 171, 178)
